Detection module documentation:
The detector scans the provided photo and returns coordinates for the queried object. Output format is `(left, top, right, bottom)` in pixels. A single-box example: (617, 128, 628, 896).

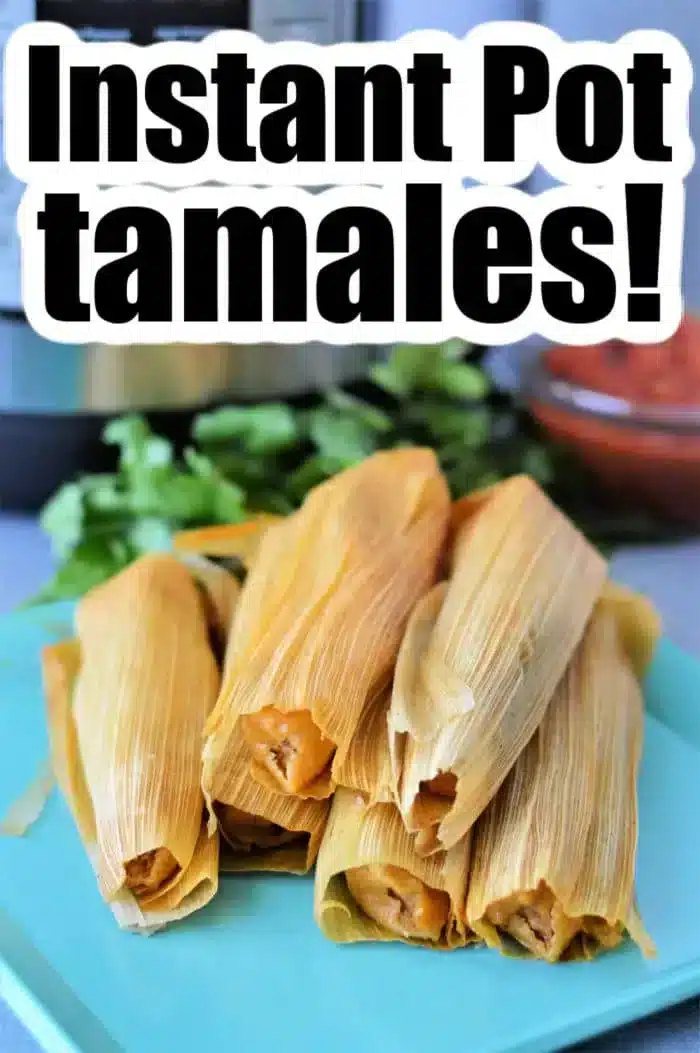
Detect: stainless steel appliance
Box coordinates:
(0, 0, 379, 507)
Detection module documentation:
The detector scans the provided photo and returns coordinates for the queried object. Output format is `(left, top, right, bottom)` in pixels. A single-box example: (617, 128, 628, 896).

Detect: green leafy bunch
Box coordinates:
(31, 340, 678, 606)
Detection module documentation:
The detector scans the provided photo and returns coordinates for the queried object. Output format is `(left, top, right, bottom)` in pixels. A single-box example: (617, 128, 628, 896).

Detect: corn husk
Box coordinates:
(465, 595, 659, 962)
(332, 684, 394, 806)
(389, 475, 608, 855)
(215, 733, 330, 875)
(448, 483, 500, 551)
(599, 581, 662, 679)
(173, 516, 283, 570)
(44, 554, 222, 927)
(314, 788, 472, 948)
(0, 759, 54, 837)
(203, 449, 451, 806)
(175, 553, 241, 655)
(42, 638, 219, 933)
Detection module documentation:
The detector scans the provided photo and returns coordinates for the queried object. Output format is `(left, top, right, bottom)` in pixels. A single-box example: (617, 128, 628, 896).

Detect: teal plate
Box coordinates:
(1, 602, 699, 1053)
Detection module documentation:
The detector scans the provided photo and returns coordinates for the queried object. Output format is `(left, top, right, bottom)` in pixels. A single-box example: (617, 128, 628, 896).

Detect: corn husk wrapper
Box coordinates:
(203, 449, 451, 805)
(389, 475, 608, 855)
(332, 684, 394, 806)
(173, 516, 282, 570)
(216, 733, 330, 875)
(42, 639, 219, 933)
(47, 554, 222, 926)
(448, 483, 500, 555)
(599, 581, 662, 680)
(315, 788, 472, 949)
(465, 593, 659, 962)
(175, 553, 241, 655)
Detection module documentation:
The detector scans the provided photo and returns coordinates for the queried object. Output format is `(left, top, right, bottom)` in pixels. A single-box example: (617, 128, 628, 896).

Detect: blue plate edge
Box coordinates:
(509, 962, 700, 1053)
(0, 905, 122, 1053)
(0, 905, 698, 1053)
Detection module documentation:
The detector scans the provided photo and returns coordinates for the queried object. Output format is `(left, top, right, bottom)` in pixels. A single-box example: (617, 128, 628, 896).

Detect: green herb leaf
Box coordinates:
(183, 449, 247, 524)
(103, 415, 153, 465)
(127, 518, 173, 554)
(149, 474, 217, 523)
(429, 361, 490, 400)
(521, 446, 556, 486)
(26, 538, 133, 606)
(406, 403, 493, 446)
(323, 387, 393, 433)
(39, 482, 85, 558)
(307, 407, 378, 466)
(441, 338, 473, 361)
(369, 344, 438, 397)
(193, 404, 299, 455)
(287, 454, 346, 501)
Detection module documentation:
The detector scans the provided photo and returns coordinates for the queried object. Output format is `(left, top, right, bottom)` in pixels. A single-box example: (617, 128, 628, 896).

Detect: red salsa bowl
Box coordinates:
(524, 316, 700, 529)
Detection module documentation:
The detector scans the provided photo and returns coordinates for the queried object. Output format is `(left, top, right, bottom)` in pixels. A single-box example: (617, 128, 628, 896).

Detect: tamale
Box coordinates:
(215, 732, 329, 875)
(389, 474, 608, 855)
(203, 448, 451, 805)
(465, 594, 659, 962)
(44, 554, 222, 926)
(42, 638, 219, 933)
(315, 788, 472, 948)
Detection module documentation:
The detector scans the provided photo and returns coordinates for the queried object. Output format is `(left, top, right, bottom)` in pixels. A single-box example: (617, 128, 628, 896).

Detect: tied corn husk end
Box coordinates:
(389, 475, 608, 856)
(203, 449, 451, 806)
(208, 732, 329, 875)
(42, 639, 219, 932)
(465, 602, 656, 964)
(314, 788, 473, 950)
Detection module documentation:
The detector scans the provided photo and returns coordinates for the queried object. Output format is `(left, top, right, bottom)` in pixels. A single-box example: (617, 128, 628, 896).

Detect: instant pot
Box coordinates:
(0, 0, 379, 508)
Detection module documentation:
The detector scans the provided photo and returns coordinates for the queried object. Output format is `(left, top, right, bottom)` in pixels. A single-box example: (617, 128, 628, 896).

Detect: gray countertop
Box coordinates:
(0, 514, 698, 1053)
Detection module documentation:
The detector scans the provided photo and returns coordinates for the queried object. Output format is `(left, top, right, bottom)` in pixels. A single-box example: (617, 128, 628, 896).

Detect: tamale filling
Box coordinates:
(242, 707, 336, 794)
(217, 804, 307, 853)
(485, 882, 621, 962)
(421, 772, 457, 799)
(345, 864, 450, 943)
(124, 848, 180, 895)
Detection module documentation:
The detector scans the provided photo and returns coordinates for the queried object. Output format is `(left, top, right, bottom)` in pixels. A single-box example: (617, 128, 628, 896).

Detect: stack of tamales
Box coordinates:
(41, 450, 659, 962)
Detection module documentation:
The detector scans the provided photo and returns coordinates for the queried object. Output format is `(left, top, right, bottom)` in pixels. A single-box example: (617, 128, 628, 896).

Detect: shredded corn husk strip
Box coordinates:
(42, 638, 219, 932)
(314, 788, 472, 949)
(212, 732, 329, 874)
(389, 475, 608, 855)
(203, 449, 451, 804)
(172, 516, 283, 567)
(465, 597, 658, 963)
(333, 684, 394, 806)
(0, 759, 54, 836)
